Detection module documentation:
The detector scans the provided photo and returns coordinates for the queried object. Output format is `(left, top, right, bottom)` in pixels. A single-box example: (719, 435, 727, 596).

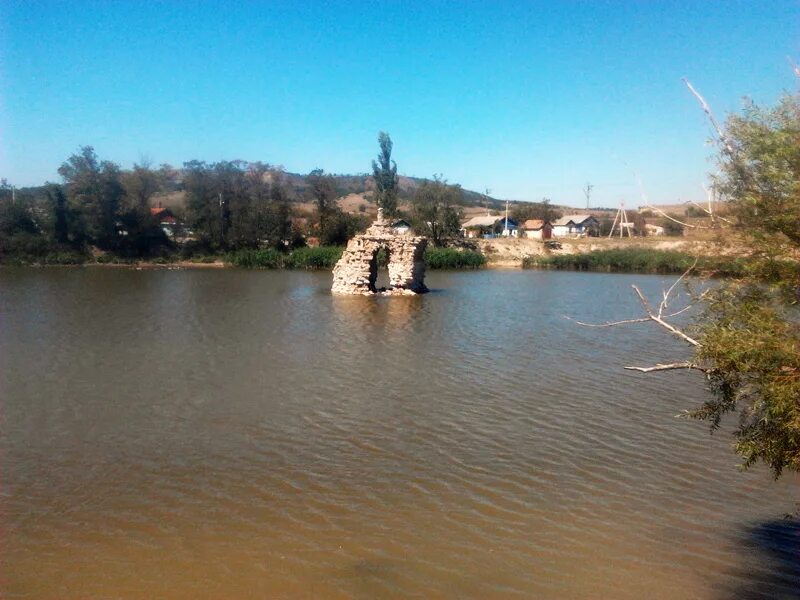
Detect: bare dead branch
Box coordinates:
(632, 284, 655, 314)
(663, 304, 694, 318)
(688, 197, 734, 224)
(652, 205, 709, 228)
(704, 180, 714, 218)
(567, 264, 703, 360)
(624, 362, 707, 373)
(694, 184, 734, 225)
(563, 315, 650, 328)
(659, 257, 699, 316)
(682, 78, 735, 157)
(632, 168, 712, 229)
(651, 313, 701, 347)
(631, 284, 701, 346)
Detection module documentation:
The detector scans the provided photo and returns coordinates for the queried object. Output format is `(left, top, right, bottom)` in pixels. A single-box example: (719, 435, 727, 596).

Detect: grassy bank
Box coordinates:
(522, 248, 749, 276)
(226, 247, 344, 269)
(0, 250, 90, 266)
(424, 248, 486, 269)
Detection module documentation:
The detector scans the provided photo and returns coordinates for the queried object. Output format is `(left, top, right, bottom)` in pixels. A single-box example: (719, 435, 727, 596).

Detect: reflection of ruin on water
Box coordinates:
(330, 293, 424, 333)
(331, 209, 428, 295)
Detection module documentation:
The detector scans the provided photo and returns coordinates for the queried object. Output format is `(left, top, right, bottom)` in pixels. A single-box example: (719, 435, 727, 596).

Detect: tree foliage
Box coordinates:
(371, 131, 398, 216)
(411, 176, 464, 246)
(47, 184, 70, 244)
(661, 217, 685, 236)
(183, 160, 292, 251)
(306, 168, 367, 246)
(690, 93, 800, 477)
(57, 146, 126, 248)
(693, 286, 800, 476)
(510, 199, 562, 224)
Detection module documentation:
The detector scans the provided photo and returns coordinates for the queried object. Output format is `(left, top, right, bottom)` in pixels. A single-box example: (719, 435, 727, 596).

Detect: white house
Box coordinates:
(552, 214, 600, 237)
(461, 215, 519, 238)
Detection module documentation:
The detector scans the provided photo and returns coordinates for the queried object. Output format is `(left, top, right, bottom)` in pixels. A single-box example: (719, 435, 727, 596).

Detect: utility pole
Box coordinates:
(583, 182, 593, 210)
(608, 201, 632, 239)
(219, 192, 226, 247)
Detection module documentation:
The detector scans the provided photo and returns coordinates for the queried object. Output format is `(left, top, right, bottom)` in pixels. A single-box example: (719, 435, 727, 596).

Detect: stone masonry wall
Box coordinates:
(331, 211, 428, 295)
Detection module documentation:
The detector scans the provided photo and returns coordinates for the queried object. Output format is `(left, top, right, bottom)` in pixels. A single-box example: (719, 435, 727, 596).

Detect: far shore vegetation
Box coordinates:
(0, 243, 487, 271)
(522, 248, 751, 277)
(0, 132, 485, 269)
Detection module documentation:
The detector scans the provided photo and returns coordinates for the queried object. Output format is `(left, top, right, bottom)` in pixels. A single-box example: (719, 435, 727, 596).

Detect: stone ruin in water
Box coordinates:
(331, 209, 428, 295)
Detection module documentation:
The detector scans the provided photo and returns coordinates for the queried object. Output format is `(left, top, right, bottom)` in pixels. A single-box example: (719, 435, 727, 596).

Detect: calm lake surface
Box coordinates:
(1, 268, 798, 599)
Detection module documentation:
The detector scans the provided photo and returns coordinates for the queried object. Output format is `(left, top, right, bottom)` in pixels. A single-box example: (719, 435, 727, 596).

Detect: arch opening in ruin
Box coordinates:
(331, 210, 428, 296)
(368, 245, 391, 292)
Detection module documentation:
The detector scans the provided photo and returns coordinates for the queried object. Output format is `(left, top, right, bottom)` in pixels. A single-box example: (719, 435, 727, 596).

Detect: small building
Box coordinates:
(552, 214, 600, 237)
(460, 215, 519, 238)
(522, 219, 553, 240)
(150, 207, 180, 239)
(645, 223, 665, 236)
(150, 207, 177, 225)
(391, 219, 412, 235)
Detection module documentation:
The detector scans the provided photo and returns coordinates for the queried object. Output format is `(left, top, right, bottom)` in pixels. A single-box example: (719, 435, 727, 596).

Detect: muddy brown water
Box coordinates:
(1, 268, 797, 599)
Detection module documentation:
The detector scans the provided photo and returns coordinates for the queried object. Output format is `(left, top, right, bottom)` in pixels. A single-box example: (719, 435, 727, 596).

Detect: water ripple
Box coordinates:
(1, 268, 797, 599)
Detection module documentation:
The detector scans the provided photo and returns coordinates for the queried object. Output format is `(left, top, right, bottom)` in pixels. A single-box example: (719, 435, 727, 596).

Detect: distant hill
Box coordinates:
(12, 169, 621, 217)
(279, 172, 501, 208)
(9, 170, 504, 213)
(140, 171, 507, 215)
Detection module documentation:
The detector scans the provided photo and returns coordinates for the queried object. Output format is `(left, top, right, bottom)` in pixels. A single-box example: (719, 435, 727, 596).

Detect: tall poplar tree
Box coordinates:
(371, 131, 398, 217)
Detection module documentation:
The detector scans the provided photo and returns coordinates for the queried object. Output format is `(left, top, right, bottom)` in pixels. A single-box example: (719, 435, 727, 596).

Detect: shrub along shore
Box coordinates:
(12, 246, 796, 280)
(521, 248, 798, 279)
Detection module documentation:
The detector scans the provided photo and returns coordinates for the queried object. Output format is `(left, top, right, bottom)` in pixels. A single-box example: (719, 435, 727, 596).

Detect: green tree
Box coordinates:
(264, 168, 293, 248)
(118, 162, 169, 256)
(184, 160, 221, 250)
(307, 169, 337, 217)
(661, 217, 685, 236)
(0, 192, 49, 259)
(307, 168, 340, 244)
(122, 162, 162, 213)
(58, 146, 125, 248)
(243, 162, 279, 249)
(371, 131, 398, 216)
(510, 199, 562, 224)
(411, 176, 464, 246)
(318, 211, 368, 246)
(46, 184, 70, 245)
(184, 160, 294, 252)
(611, 93, 800, 478)
(689, 93, 800, 476)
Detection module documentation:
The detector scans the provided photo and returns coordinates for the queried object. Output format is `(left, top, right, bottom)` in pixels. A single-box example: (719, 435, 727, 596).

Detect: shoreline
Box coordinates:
(1, 260, 230, 270)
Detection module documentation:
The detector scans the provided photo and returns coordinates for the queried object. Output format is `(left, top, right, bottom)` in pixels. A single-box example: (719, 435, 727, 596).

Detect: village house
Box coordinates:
(460, 215, 519, 238)
(552, 214, 600, 237)
(150, 206, 177, 225)
(150, 207, 180, 239)
(391, 219, 412, 235)
(522, 219, 553, 240)
(645, 223, 665, 236)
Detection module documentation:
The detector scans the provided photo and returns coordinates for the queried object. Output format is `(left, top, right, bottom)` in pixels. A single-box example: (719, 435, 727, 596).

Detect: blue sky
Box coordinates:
(1, 1, 797, 206)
